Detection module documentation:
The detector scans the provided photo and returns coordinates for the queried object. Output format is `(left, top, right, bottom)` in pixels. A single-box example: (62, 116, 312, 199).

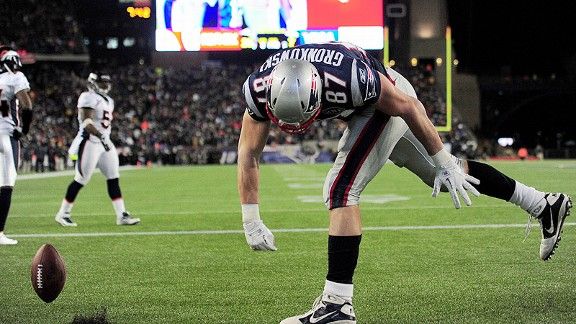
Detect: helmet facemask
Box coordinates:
(0, 48, 22, 74)
(87, 73, 112, 95)
(265, 59, 322, 135)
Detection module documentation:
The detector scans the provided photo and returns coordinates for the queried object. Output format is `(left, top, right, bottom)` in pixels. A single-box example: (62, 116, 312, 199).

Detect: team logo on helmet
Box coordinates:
(265, 59, 322, 134)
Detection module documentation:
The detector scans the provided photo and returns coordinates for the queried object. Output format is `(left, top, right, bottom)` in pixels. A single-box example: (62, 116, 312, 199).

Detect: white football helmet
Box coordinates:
(265, 59, 322, 134)
(87, 72, 112, 94)
(0, 46, 22, 74)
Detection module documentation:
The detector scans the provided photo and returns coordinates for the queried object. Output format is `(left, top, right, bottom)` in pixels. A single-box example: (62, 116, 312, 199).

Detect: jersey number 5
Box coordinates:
(101, 110, 111, 129)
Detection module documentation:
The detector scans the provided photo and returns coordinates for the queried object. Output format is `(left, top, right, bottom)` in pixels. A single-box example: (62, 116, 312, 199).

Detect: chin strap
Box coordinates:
(265, 103, 321, 135)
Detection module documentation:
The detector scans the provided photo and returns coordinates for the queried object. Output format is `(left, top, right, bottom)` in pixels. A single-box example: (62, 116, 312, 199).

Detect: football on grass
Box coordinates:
(31, 244, 67, 303)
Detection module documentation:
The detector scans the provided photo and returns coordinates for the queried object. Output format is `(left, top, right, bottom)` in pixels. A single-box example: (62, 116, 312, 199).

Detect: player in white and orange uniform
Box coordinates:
(0, 46, 33, 245)
(55, 73, 140, 226)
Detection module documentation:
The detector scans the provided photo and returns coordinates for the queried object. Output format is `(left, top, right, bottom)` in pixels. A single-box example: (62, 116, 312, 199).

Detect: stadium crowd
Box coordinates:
(0, 0, 86, 55)
(20, 62, 476, 172)
(2, 0, 476, 171)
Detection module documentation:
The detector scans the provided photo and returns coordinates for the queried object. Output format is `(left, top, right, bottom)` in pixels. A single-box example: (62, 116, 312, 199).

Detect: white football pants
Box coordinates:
(74, 137, 120, 185)
(0, 134, 18, 187)
(323, 67, 437, 209)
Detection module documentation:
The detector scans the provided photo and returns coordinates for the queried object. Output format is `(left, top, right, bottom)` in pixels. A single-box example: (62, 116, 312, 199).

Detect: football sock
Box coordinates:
(509, 182, 546, 217)
(466, 160, 516, 201)
(326, 235, 361, 287)
(467, 160, 546, 216)
(58, 200, 74, 214)
(324, 280, 353, 301)
(112, 198, 126, 218)
(0, 187, 13, 232)
(64, 181, 84, 203)
(106, 178, 122, 200)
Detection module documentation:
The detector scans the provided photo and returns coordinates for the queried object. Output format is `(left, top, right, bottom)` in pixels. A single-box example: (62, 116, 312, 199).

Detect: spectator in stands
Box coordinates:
(518, 147, 528, 160)
(0, 0, 86, 54)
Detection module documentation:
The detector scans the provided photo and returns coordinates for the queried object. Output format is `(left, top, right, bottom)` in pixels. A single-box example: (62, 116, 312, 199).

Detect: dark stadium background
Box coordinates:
(1, 0, 576, 170)
(1, 3, 576, 323)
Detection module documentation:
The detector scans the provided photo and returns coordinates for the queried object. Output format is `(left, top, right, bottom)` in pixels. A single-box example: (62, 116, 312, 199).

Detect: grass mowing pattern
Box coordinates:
(1, 161, 575, 323)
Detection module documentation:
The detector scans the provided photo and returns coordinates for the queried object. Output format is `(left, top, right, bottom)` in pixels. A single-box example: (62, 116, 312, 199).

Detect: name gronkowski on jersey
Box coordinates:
(243, 42, 383, 122)
(0, 71, 30, 135)
(77, 90, 114, 140)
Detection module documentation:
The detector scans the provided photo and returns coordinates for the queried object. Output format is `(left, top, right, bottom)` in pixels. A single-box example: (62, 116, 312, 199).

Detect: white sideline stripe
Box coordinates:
(10, 222, 576, 238)
(18, 166, 141, 180)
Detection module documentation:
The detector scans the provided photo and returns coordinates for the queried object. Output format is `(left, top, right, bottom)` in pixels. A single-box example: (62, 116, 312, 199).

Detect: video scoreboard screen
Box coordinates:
(155, 0, 384, 51)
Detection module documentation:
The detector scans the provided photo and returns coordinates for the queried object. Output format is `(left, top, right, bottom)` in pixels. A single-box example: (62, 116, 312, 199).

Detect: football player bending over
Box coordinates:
(55, 73, 140, 226)
(0, 46, 33, 245)
(237, 42, 572, 324)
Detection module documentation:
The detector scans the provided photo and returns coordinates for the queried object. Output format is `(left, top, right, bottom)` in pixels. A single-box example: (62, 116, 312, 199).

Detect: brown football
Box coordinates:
(30, 244, 67, 303)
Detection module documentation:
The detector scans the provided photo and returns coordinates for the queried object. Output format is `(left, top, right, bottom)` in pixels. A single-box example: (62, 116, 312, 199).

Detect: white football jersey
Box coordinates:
(0, 71, 30, 135)
(76, 90, 114, 141)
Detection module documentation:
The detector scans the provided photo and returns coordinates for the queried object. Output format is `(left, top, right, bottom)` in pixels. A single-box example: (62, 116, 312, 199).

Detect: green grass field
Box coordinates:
(1, 160, 575, 323)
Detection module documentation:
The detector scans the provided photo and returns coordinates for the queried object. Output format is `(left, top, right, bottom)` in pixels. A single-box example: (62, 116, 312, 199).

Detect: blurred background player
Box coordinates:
(0, 46, 33, 245)
(55, 73, 140, 227)
(237, 42, 572, 324)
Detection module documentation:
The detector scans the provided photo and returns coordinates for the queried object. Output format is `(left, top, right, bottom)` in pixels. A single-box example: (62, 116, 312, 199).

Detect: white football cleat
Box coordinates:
(55, 212, 78, 227)
(0, 233, 18, 245)
(117, 212, 140, 225)
(534, 193, 572, 261)
(280, 294, 356, 324)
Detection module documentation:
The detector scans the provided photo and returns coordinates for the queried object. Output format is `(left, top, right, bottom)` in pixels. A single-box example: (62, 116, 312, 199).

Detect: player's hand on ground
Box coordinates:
(432, 162, 480, 209)
(243, 220, 277, 251)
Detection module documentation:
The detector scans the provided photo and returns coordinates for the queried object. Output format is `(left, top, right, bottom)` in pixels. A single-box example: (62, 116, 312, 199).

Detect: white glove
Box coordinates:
(243, 220, 277, 251)
(431, 150, 480, 209)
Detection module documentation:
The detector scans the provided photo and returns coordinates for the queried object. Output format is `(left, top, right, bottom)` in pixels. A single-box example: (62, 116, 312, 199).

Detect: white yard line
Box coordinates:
(9, 222, 576, 238)
(8, 204, 519, 218)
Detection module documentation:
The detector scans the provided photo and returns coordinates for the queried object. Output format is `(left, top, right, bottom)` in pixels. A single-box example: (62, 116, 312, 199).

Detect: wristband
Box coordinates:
(242, 204, 261, 223)
(431, 149, 453, 168)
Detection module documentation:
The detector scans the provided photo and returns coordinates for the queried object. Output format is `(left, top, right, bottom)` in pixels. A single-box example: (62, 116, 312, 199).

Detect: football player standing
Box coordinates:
(55, 73, 140, 226)
(0, 46, 33, 245)
(237, 42, 572, 324)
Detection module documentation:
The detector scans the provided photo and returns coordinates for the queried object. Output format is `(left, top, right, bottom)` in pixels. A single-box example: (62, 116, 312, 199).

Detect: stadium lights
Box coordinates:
(389, 59, 396, 67)
(436, 57, 443, 66)
(498, 137, 514, 147)
(453, 59, 459, 66)
(410, 57, 418, 67)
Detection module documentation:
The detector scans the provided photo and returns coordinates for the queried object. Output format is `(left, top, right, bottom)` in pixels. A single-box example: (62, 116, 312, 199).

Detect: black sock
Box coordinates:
(0, 187, 13, 232)
(65, 181, 84, 203)
(326, 235, 362, 284)
(106, 178, 122, 200)
(467, 160, 516, 201)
